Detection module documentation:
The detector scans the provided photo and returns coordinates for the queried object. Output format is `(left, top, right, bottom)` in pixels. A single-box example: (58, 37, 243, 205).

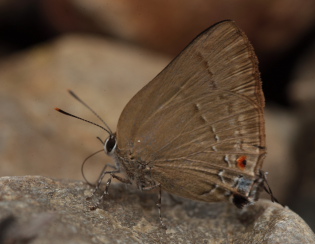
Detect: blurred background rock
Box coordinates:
(0, 0, 314, 231)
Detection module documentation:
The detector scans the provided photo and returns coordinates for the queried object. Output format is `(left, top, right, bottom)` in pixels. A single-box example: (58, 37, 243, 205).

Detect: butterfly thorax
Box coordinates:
(114, 148, 157, 191)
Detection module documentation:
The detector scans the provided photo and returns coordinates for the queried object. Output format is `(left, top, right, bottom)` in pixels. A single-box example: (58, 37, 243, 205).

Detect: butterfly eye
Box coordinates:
(104, 135, 117, 155)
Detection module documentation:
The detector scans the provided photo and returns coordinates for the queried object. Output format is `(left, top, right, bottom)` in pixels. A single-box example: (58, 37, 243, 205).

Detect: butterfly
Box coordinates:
(56, 20, 278, 228)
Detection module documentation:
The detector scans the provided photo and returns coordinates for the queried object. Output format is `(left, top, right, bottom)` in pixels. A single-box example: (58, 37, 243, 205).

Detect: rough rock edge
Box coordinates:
(0, 176, 314, 244)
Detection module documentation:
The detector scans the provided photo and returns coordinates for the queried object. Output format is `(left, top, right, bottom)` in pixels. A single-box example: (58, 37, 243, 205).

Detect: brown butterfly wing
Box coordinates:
(116, 20, 265, 202)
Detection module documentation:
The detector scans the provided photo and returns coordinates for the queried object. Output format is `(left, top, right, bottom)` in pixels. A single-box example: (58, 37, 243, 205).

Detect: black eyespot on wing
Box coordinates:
(253, 145, 266, 150)
(233, 194, 250, 208)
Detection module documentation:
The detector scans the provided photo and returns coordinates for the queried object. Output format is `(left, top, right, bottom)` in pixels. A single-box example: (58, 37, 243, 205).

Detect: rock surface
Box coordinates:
(0, 176, 314, 244)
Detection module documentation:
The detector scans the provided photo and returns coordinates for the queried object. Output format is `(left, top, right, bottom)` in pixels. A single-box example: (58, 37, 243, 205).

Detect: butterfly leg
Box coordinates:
(88, 165, 130, 210)
(259, 170, 282, 206)
(157, 185, 167, 230)
(89, 175, 113, 210)
(143, 184, 166, 229)
(86, 165, 112, 199)
(111, 174, 132, 184)
(96, 172, 132, 206)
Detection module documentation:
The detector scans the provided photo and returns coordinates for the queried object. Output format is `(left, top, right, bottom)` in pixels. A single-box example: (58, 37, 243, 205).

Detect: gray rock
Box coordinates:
(0, 176, 314, 244)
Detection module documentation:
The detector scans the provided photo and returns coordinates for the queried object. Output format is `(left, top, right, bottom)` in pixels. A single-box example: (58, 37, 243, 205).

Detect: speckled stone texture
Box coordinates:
(0, 176, 314, 244)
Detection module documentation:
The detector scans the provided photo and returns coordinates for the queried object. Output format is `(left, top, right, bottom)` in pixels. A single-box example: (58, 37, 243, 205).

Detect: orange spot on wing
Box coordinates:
(237, 156, 247, 170)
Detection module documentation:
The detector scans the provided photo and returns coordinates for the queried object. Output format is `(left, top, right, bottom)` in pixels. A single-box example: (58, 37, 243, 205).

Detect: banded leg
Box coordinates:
(260, 170, 281, 205)
(88, 164, 131, 210)
(143, 184, 166, 229)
